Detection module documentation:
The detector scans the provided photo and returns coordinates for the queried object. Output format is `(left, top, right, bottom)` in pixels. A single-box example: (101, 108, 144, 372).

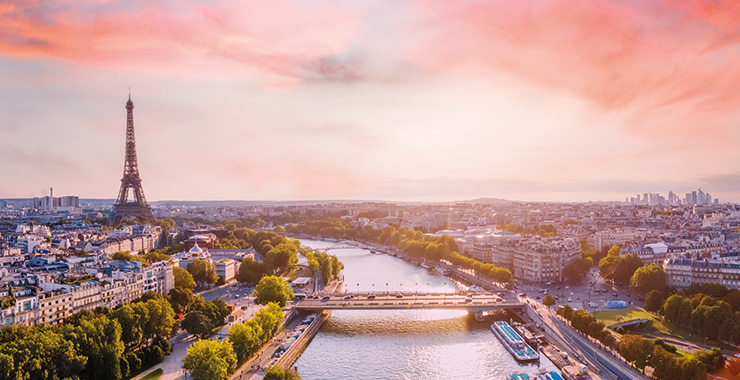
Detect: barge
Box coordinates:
(491, 321, 540, 362)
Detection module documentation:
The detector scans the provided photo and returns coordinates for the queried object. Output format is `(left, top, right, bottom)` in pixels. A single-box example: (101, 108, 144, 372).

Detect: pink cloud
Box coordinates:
(0, 0, 365, 83)
(408, 0, 740, 139)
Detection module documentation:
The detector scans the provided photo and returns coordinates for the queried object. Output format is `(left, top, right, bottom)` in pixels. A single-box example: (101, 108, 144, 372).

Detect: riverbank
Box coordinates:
(274, 310, 331, 370)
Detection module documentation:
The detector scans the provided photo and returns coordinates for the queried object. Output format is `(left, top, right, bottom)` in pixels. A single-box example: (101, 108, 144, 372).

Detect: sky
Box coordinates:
(2, 0, 740, 203)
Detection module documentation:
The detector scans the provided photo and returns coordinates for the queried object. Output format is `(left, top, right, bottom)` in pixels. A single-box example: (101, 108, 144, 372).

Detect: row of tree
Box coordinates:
(302, 250, 342, 286)
(0, 291, 178, 380)
(556, 305, 615, 346)
(657, 289, 740, 344)
(182, 302, 285, 380)
(617, 334, 715, 380)
(447, 252, 512, 284)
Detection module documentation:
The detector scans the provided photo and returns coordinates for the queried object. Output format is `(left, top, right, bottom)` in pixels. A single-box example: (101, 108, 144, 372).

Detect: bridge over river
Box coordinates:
(295, 293, 525, 312)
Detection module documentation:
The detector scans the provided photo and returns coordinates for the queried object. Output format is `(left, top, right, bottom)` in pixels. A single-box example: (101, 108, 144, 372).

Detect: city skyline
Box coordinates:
(2, 1, 740, 203)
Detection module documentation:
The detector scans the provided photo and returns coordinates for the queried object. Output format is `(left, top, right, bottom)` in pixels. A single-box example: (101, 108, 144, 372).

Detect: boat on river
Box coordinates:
(491, 321, 540, 362)
(505, 370, 564, 380)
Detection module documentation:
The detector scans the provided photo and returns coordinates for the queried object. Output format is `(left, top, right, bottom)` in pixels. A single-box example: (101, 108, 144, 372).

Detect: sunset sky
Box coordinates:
(2, 0, 740, 202)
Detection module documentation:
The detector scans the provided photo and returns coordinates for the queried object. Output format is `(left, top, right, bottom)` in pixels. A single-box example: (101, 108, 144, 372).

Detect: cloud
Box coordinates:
(407, 0, 740, 139)
(0, 0, 367, 83)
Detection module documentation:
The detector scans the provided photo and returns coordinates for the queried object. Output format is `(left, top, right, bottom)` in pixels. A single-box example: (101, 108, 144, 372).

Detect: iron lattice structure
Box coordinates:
(111, 95, 157, 226)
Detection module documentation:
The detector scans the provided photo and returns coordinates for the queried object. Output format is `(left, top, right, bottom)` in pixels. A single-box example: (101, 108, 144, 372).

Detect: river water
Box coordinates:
(293, 239, 556, 380)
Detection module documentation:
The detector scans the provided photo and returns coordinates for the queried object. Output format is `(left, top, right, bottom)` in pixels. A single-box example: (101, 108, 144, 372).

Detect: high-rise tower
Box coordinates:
(111, 94, 157, 225)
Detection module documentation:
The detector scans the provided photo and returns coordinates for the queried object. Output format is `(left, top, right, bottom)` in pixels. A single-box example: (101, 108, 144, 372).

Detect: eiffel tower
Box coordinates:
(110, 94, 157, 226)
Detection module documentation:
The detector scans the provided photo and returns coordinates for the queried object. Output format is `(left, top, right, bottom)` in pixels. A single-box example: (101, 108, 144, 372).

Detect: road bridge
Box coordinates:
(295, 293, 524, 312)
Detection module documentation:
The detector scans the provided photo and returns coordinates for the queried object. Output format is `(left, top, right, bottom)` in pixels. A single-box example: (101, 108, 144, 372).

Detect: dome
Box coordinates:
(189, 241, 203, 255)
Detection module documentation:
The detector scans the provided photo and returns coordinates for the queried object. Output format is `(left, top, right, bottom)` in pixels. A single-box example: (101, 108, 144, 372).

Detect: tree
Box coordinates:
(237, 256, 263, 284)
(182, 339, 236, 380)
(254, 303, 284, 339)
(543, 295, 556, 307)
(254, 276, 294, 307)
(694, 347, 725, 372)
(663, 295, 686, 322)
(174, 266, 196, 290)
(563, 257, 592, 283)
(611, 254, 643, 284)
(61, 316, 125, 380)
(182, 311, 214, 339)
(308, 258, 320, 275)
(228, 321, 260, 363)
(168, 287, 195, 314)
(0, 327, 87, 380)
(112, 303, 145, 349)
(263, 365, 302, 380)
(187, 259, 218, 287)
(143, 298, 177, 341)
(631, 264, 668, 295)
(645, 290, 664, 313)
(111, 251, 134, 261)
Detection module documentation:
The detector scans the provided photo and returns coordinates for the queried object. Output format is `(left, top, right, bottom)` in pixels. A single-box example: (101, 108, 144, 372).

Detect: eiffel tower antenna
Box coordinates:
(111, 92, 157, 226)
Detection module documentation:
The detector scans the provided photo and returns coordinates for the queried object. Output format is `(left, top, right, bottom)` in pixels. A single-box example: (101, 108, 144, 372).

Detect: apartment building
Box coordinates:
(664, 257, 740, 289)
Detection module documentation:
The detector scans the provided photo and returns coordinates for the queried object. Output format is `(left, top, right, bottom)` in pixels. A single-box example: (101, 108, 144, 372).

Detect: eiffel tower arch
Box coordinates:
(110, 95, 157, 226)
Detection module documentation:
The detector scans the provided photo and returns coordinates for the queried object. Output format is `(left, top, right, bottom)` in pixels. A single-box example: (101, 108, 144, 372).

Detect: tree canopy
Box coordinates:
(182, 339, 236, 380)
(254, 276, 294, 307)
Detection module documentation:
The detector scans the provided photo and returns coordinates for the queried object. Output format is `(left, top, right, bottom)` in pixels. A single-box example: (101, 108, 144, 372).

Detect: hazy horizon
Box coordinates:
(3, 1, 740, 203)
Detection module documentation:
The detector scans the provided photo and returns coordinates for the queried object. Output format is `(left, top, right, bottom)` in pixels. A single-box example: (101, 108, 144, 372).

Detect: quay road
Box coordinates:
(524, 301, 649, 380)
(295, 292, 524, 311)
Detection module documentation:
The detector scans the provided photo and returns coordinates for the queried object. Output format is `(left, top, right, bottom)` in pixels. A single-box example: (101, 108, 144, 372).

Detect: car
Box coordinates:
(556, 286, 561, 290)
(344, 296, 352, 300)
(518, 293, 527, 297)
(536, 296, 541, 300)
(567, 297, 572, 302)
(576, 296, 580, 300)
(497, 292, 504, 297)
(395, 294, 404, 299)
(367, 294, 376, 300)
(627, 294, 631, 298)
(464, 297, 473, 303)
(496, 297, 503, 302)
(322, 296, 330, 301)
(613, 292, 618, 297)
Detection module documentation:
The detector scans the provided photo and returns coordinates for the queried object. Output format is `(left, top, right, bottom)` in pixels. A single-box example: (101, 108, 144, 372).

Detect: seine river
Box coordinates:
(293, 239, 556, 380)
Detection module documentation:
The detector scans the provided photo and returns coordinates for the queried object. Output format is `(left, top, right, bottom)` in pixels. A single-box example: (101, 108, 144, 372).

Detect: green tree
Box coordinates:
(111, 251, 134, 261)
(254, 276, 294, 307)
(168, 287, 195, 314)
(606, 254, 644, 284)
(228, 321, 260, 363)
(631, 264, 668, 294)
(645, 290, 664, 313)
(187, 259, 218, 287)
(182, 339, 236, 380)
(0, 327, 87, 380)
(563, 257, 592, 283)
(237, 256, 263, 284)
(62, 316, 125, 380)
(182, 311, 214, 339)
(663, 295, 686, 322)
(112, 303, 145, 349)
(543, 294, 556, 307)
(254, 303, 284, 339)
(174, 266, 197, 290)
(143, 297, 177, 341)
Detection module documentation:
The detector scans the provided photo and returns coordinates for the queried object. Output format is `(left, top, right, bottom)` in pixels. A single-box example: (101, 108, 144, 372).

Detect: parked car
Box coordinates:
(395, 294, 404, 299)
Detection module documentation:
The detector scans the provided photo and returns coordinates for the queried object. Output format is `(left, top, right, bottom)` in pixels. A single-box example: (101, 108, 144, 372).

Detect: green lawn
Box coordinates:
(140, 368, 163, 380)
(592, 309, 692, 339)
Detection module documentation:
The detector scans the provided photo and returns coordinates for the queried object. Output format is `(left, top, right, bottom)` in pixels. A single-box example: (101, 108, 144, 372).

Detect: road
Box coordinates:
(522, 297, 649, 380)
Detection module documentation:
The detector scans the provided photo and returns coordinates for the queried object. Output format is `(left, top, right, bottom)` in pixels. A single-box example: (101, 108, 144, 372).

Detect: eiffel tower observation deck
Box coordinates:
(111, 94, 157, 226)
